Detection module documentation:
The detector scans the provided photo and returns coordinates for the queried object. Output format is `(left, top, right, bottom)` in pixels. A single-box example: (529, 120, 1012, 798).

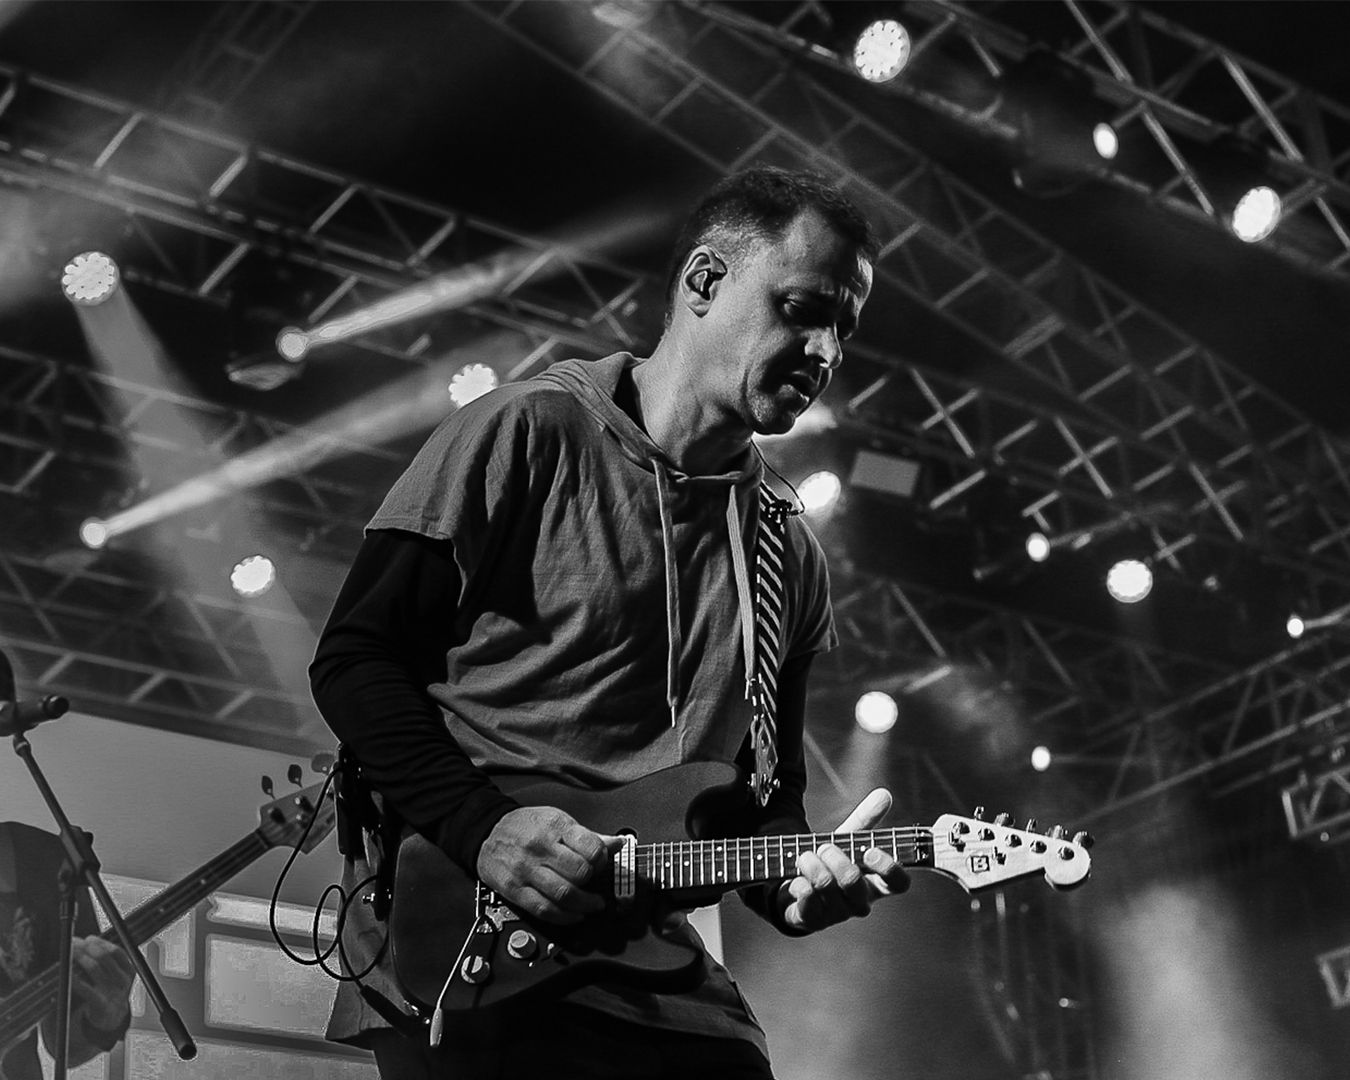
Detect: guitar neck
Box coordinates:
(634, 826, 932, 896)
(0, 829, 271, 1055)
(114, 832, 270, 946)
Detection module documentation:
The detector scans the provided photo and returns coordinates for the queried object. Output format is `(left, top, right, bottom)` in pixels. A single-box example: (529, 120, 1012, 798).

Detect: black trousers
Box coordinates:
(368, 1001, 776, 1079)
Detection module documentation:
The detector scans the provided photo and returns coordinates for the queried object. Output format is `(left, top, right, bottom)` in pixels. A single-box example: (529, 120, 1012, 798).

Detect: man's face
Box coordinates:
(698, 210, 873, 437)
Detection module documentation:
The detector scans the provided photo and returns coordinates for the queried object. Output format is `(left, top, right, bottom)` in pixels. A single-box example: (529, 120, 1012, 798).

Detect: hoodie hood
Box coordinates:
(536, 354, 765, 732)
(536, 354, 760, 485)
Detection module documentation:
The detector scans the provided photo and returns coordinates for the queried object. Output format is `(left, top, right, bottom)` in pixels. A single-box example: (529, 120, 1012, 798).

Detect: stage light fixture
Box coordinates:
(1003, 49, 1117, 197)
(1188, 134, 1284, 244)
(231, 554, 277, 598)
(79, 517, 110, 550)
(1031, 745, 1052, 772)
(1231, 185, 1282, 244)
(61, 251, 119, 306)
(1106, 558, 1152, 603)
(799, 470, 841, 514)
(1287, 613, 1306, 639)
(1093, 122, 1119, 160)
(853, 19, 910, 84)
(1025, 532, 1051, 562)
(448, 363, 500, 408)
(855, 691, 898, 734)
(276, 327, 311, 362)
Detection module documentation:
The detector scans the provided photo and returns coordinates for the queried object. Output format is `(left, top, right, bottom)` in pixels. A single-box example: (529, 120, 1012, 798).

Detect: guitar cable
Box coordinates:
(265, 766, 388, 984)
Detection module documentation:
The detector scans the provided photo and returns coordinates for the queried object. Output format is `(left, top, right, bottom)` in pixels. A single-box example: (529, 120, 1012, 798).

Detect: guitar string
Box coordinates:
(635, 828, 936, 888)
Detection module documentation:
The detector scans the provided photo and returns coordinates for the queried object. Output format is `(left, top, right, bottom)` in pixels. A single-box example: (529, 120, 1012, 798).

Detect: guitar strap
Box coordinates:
(748, 485, 791, 808)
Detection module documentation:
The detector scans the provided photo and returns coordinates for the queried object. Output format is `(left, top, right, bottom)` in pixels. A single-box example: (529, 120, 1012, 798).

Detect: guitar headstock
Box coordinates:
(256, 779, 337, 854)
(929, 812, 1091, 893)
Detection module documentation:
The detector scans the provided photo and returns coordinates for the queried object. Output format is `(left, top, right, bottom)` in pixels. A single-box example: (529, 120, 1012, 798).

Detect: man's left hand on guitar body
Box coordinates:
(779, 788, 911, 934)
(69, 936, 134, 1032)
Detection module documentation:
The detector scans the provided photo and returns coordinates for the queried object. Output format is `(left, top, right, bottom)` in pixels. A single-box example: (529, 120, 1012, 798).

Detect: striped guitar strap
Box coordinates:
(749, 485, 792, 807)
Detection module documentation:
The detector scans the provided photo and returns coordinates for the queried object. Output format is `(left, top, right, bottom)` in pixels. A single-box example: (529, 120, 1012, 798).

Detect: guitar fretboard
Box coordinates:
(634, 827, 933, 893)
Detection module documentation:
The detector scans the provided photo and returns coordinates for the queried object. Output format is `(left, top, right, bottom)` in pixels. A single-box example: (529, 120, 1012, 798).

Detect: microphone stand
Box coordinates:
(10, 729, 196, 1076)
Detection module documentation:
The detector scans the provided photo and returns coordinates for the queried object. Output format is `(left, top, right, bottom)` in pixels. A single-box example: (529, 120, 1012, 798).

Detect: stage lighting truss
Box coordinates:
(6, 10, 1350, 819)
(61, 251, 120, 306)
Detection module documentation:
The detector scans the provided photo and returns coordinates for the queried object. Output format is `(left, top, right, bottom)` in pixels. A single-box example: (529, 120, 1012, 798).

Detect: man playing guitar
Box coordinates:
(313, 167, 908, 1078)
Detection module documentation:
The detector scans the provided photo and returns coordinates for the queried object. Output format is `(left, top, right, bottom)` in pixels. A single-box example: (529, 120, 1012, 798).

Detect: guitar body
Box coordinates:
(389, 761, 746, 1014)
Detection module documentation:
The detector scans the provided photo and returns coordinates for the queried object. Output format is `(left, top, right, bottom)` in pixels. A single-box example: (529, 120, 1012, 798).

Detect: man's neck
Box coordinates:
(629, 342, 750, 476)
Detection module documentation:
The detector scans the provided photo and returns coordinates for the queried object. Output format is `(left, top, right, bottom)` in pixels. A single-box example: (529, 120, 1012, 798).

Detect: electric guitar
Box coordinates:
(389, 761, 1091, 1019)
(0, 779, 336, 1071)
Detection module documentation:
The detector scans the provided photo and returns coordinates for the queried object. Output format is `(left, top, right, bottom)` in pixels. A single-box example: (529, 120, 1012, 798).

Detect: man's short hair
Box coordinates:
(663, 166, 880, 325)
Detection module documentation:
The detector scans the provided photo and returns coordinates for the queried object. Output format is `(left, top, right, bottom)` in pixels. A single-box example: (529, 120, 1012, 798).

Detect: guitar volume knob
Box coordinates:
(507, 929, 539, 961)
(459, 955, 492, 985)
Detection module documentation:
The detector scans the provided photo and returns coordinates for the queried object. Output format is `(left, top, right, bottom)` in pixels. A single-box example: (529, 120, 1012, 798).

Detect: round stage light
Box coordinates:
(231, 555, 277, 598)
(799, 470, 841, 514)
(1287, 613, 1306, 639)
(1025, 532, 1051, 563)
(1106, 558, 1152, 603)
(449, 363, 500, 408)
(276, 327, 311, 362)
(855, 691, 898, 734)
(61, 252, 120, 306)
(1231, 185, 1281, 243)
(1092, 122, 1119, 160)
(853, 19, 911, 84)
(1031, 745, 1052, 772)
(79, 517, 110, 550)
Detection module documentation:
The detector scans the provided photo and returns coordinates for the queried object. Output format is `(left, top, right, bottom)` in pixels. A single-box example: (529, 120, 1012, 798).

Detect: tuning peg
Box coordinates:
(972, 806, 986, 821)
(1024, 817, 1038, 833)
(1072, 830, 1094, 850)
(1050, 824, 1068, 840)
(261, 775, 275, 797)
(288, 763, 304, 787)
(994, 812, 1012, 827)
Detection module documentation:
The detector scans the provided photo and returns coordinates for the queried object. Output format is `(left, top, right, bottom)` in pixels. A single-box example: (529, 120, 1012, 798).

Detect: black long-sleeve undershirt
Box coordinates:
(310, 529, 520, 875)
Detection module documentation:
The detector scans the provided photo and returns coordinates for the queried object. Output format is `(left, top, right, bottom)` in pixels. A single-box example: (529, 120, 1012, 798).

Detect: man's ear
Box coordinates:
(679, 247, 728, 315)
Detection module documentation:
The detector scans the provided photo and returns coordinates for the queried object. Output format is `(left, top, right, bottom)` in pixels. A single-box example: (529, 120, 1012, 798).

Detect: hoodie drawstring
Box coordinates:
(653, 461, 757, 732)
(652, 459, 682, 728)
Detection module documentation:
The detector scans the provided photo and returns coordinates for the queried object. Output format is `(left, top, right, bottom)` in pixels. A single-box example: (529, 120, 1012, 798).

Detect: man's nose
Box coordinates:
(809, 326, 842, 370)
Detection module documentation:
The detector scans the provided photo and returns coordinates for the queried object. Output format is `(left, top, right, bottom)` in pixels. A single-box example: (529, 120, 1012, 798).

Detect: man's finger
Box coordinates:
(835, 787, 892, 832)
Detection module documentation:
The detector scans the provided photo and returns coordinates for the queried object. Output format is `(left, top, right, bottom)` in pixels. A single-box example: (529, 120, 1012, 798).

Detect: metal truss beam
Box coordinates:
(972, 888, 1096, 1080)
(823, 554, 1350, 824)
(1282, 758, 1350, 843)
(0, 63, 649, 360)
(0, 546, 327, 755)
(155, 0, 319, 127)
(894, 0, 1350, 275)
(0, 342, 401, 559)
(729, 0, 1350, 278)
